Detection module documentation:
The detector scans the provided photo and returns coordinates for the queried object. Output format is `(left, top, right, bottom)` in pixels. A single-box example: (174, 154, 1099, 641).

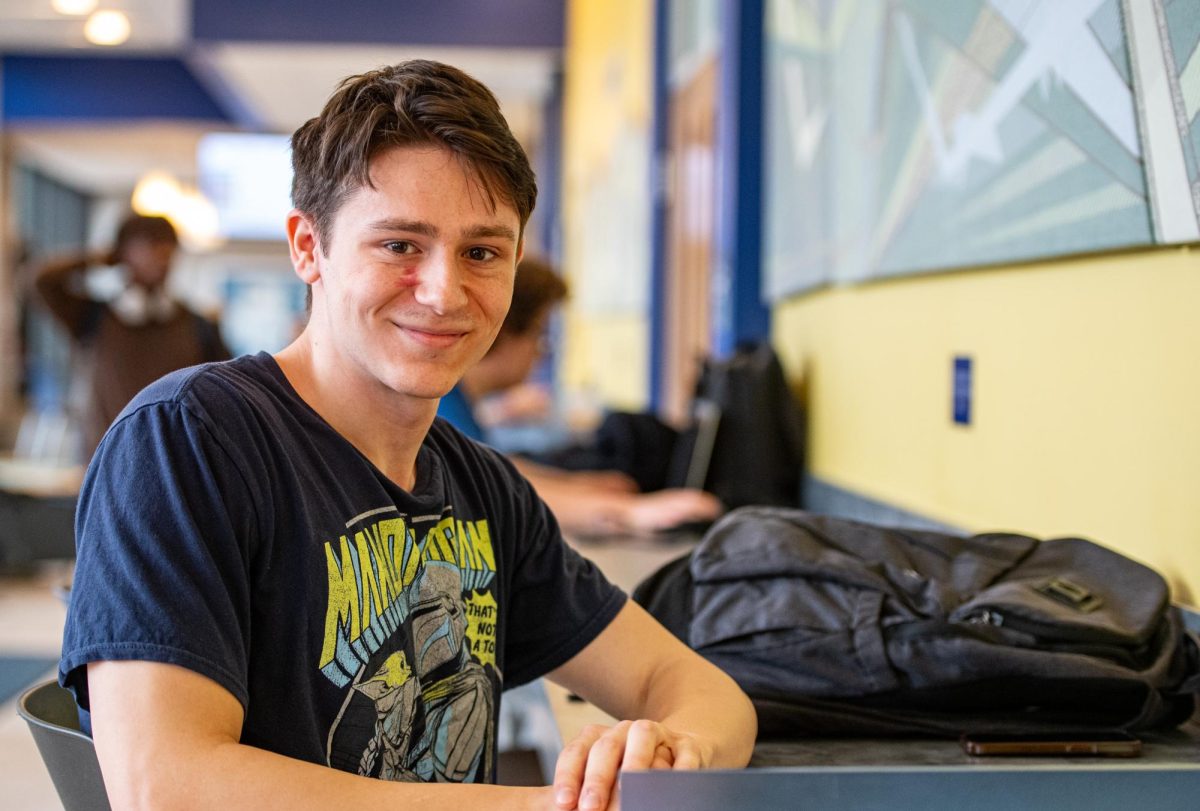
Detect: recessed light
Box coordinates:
(132, 172, 182, 217)
(84, 10, 131, 46)
(52, 0, 99, 15)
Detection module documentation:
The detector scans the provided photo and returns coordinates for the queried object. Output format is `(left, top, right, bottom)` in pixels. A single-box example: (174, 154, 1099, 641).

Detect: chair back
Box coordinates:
(17, 679, 111, 811)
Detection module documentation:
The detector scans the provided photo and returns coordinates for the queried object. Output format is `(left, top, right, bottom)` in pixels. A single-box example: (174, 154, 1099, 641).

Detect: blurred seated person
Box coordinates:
(439, 256, 722, 535)
(35, 214, 230, 456)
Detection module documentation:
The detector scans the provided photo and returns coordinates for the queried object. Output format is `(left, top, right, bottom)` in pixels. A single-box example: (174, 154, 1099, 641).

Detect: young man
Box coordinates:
(60, 60, 755, 810)
(440, 256, 723, 535)
(34, 214, 229, 456)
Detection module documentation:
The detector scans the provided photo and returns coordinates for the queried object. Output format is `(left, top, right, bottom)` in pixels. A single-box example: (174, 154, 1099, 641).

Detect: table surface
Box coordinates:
(622, 761, 1200, 811)
(749, 721, 1200, 767)
(0, 456, 84, 498)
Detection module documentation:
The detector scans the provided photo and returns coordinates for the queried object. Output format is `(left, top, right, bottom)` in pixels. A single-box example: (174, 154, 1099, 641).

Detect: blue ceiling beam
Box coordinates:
(1, 54, 234, 124)
(192, 0, 565, 48)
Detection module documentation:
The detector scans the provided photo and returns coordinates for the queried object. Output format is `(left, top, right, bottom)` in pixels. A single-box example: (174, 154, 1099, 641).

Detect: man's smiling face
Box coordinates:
(297, 144, 522, 403)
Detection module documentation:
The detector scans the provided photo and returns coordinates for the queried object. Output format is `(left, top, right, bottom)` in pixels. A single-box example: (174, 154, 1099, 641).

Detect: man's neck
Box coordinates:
(274, 337, 436, 491)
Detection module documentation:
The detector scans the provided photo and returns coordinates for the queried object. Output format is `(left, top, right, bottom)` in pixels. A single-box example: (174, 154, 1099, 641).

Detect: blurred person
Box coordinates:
(440, 257, 724, 536)
(60, 60, 755, 811)
(34, 214, 229, 455)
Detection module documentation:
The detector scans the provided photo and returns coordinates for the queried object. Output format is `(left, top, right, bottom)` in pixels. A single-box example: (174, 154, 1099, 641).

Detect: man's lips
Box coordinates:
(395, 323, 470, 348)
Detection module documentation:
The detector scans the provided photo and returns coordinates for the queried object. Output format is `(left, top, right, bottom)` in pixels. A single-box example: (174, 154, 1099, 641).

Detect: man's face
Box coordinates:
(293, 145, 522, 403)
(122, 237, 175, 288)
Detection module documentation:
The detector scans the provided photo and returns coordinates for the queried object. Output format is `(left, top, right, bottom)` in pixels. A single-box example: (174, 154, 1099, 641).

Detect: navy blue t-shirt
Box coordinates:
(60, 352, 624, 783)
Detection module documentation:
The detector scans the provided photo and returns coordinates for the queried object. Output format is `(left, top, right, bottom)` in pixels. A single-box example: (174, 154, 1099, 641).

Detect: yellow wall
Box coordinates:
(560, 0, 653, 410)
(773, 246, 1200, 605)
(563, 314, 648, 413)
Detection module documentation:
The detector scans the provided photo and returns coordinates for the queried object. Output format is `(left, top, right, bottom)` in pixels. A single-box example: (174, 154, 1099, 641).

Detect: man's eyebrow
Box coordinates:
(367, 219, 438, 237)
(462, 224, 518, 243)
(365, 220, 516, 243)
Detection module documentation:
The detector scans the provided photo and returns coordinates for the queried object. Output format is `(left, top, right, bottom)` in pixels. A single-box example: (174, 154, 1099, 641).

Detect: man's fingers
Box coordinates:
(619, 719, 663, 771)
(553, 724, 608, 809)
(578, 722, 632, 810)
(670, 739, 703, 770)
(553, 719, 706, 811)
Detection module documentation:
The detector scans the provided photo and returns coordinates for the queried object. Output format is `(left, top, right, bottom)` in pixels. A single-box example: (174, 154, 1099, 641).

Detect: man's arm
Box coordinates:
(545, 600, 757, 811)
(87, 660, 555, 810)
(34, 252, 103, 339)
(512, 460, 723, 535)
(510, 456, 639, 495)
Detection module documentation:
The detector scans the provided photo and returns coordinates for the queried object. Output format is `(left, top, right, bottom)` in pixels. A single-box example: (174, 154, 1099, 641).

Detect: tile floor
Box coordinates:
(1, 561, 73, 810)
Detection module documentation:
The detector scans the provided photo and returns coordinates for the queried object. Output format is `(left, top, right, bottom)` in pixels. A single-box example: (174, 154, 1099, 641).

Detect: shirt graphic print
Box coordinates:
(321, 504, 499, 783)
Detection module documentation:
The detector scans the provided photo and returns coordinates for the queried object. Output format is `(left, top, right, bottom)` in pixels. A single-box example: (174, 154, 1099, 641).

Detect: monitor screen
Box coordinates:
(197, 133, 293, 241)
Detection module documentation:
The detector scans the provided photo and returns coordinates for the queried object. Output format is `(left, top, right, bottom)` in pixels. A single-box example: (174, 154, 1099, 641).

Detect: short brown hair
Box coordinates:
(111, 214, 177, 263)
(290, 59, 537, 247)
(500, 256, 568, 338)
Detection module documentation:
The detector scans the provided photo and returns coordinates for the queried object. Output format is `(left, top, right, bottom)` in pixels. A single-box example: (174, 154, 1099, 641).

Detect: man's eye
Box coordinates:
(466, 247, 497, 262)
(385, 241, 414, 254)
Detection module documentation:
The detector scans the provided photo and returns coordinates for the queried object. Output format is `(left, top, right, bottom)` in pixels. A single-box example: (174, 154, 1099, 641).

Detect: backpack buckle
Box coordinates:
(1037, 577, 1104, 613)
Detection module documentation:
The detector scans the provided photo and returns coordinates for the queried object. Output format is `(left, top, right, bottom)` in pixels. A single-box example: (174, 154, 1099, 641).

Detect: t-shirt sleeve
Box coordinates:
(498, 464, 626, 687)
(59, 397, 260, 712)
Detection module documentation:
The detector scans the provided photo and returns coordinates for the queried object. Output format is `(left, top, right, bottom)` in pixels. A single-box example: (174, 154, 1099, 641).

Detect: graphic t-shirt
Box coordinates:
(59, 352, 625, 783)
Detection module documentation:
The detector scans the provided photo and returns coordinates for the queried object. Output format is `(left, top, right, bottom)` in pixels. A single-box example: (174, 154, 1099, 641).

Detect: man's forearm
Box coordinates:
(638, 652, 758, 768)
(100, 735, 554, 811)
(515, 465, 629, 535)
(88, 660, 555, 811)
(549, 603, 758, 769)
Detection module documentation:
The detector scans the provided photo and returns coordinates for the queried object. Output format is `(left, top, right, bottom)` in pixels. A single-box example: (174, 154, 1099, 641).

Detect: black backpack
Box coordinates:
(686, 342, 806, 509)
(634, 507, 1200, 737)
(530, 342, 806, 510)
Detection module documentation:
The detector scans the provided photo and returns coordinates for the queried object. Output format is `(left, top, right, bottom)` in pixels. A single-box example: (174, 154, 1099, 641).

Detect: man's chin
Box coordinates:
(380, 372, 461, 402)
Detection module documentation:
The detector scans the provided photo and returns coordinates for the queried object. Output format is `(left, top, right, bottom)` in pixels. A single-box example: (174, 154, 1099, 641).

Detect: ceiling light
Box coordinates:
(131, 173, 223, 252)
(53, 0, 98, 14)
(173, 189, 223, 252)
(132, 171, 182, 217)
(84, 10, 131, 46)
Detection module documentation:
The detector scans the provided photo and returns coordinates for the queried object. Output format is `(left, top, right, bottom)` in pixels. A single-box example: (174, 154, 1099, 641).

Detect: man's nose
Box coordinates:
(413, 253, 469, 313)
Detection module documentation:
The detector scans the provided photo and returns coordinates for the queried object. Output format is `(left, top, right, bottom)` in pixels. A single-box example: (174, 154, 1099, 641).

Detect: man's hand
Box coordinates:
(620, 488, 722, 533)
(552, 719, 713, 811)
(544, 604, 755, 811)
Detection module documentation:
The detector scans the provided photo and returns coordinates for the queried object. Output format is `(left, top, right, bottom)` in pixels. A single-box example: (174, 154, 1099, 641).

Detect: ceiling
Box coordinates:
(0, 0, 564, 195)
(0, 0, 189, 51)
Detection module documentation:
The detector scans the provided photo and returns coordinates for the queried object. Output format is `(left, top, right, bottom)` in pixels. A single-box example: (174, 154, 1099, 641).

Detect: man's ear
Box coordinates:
(515, 238, 525, 265)
(287, 210, 322, 285)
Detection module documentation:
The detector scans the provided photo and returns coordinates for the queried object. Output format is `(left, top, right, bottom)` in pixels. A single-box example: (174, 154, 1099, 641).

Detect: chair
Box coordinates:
(17, 679, 111, 811)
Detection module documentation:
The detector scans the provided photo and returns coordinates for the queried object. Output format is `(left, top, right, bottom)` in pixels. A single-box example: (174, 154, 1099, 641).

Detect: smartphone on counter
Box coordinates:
(960, 730, 1142, 757)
